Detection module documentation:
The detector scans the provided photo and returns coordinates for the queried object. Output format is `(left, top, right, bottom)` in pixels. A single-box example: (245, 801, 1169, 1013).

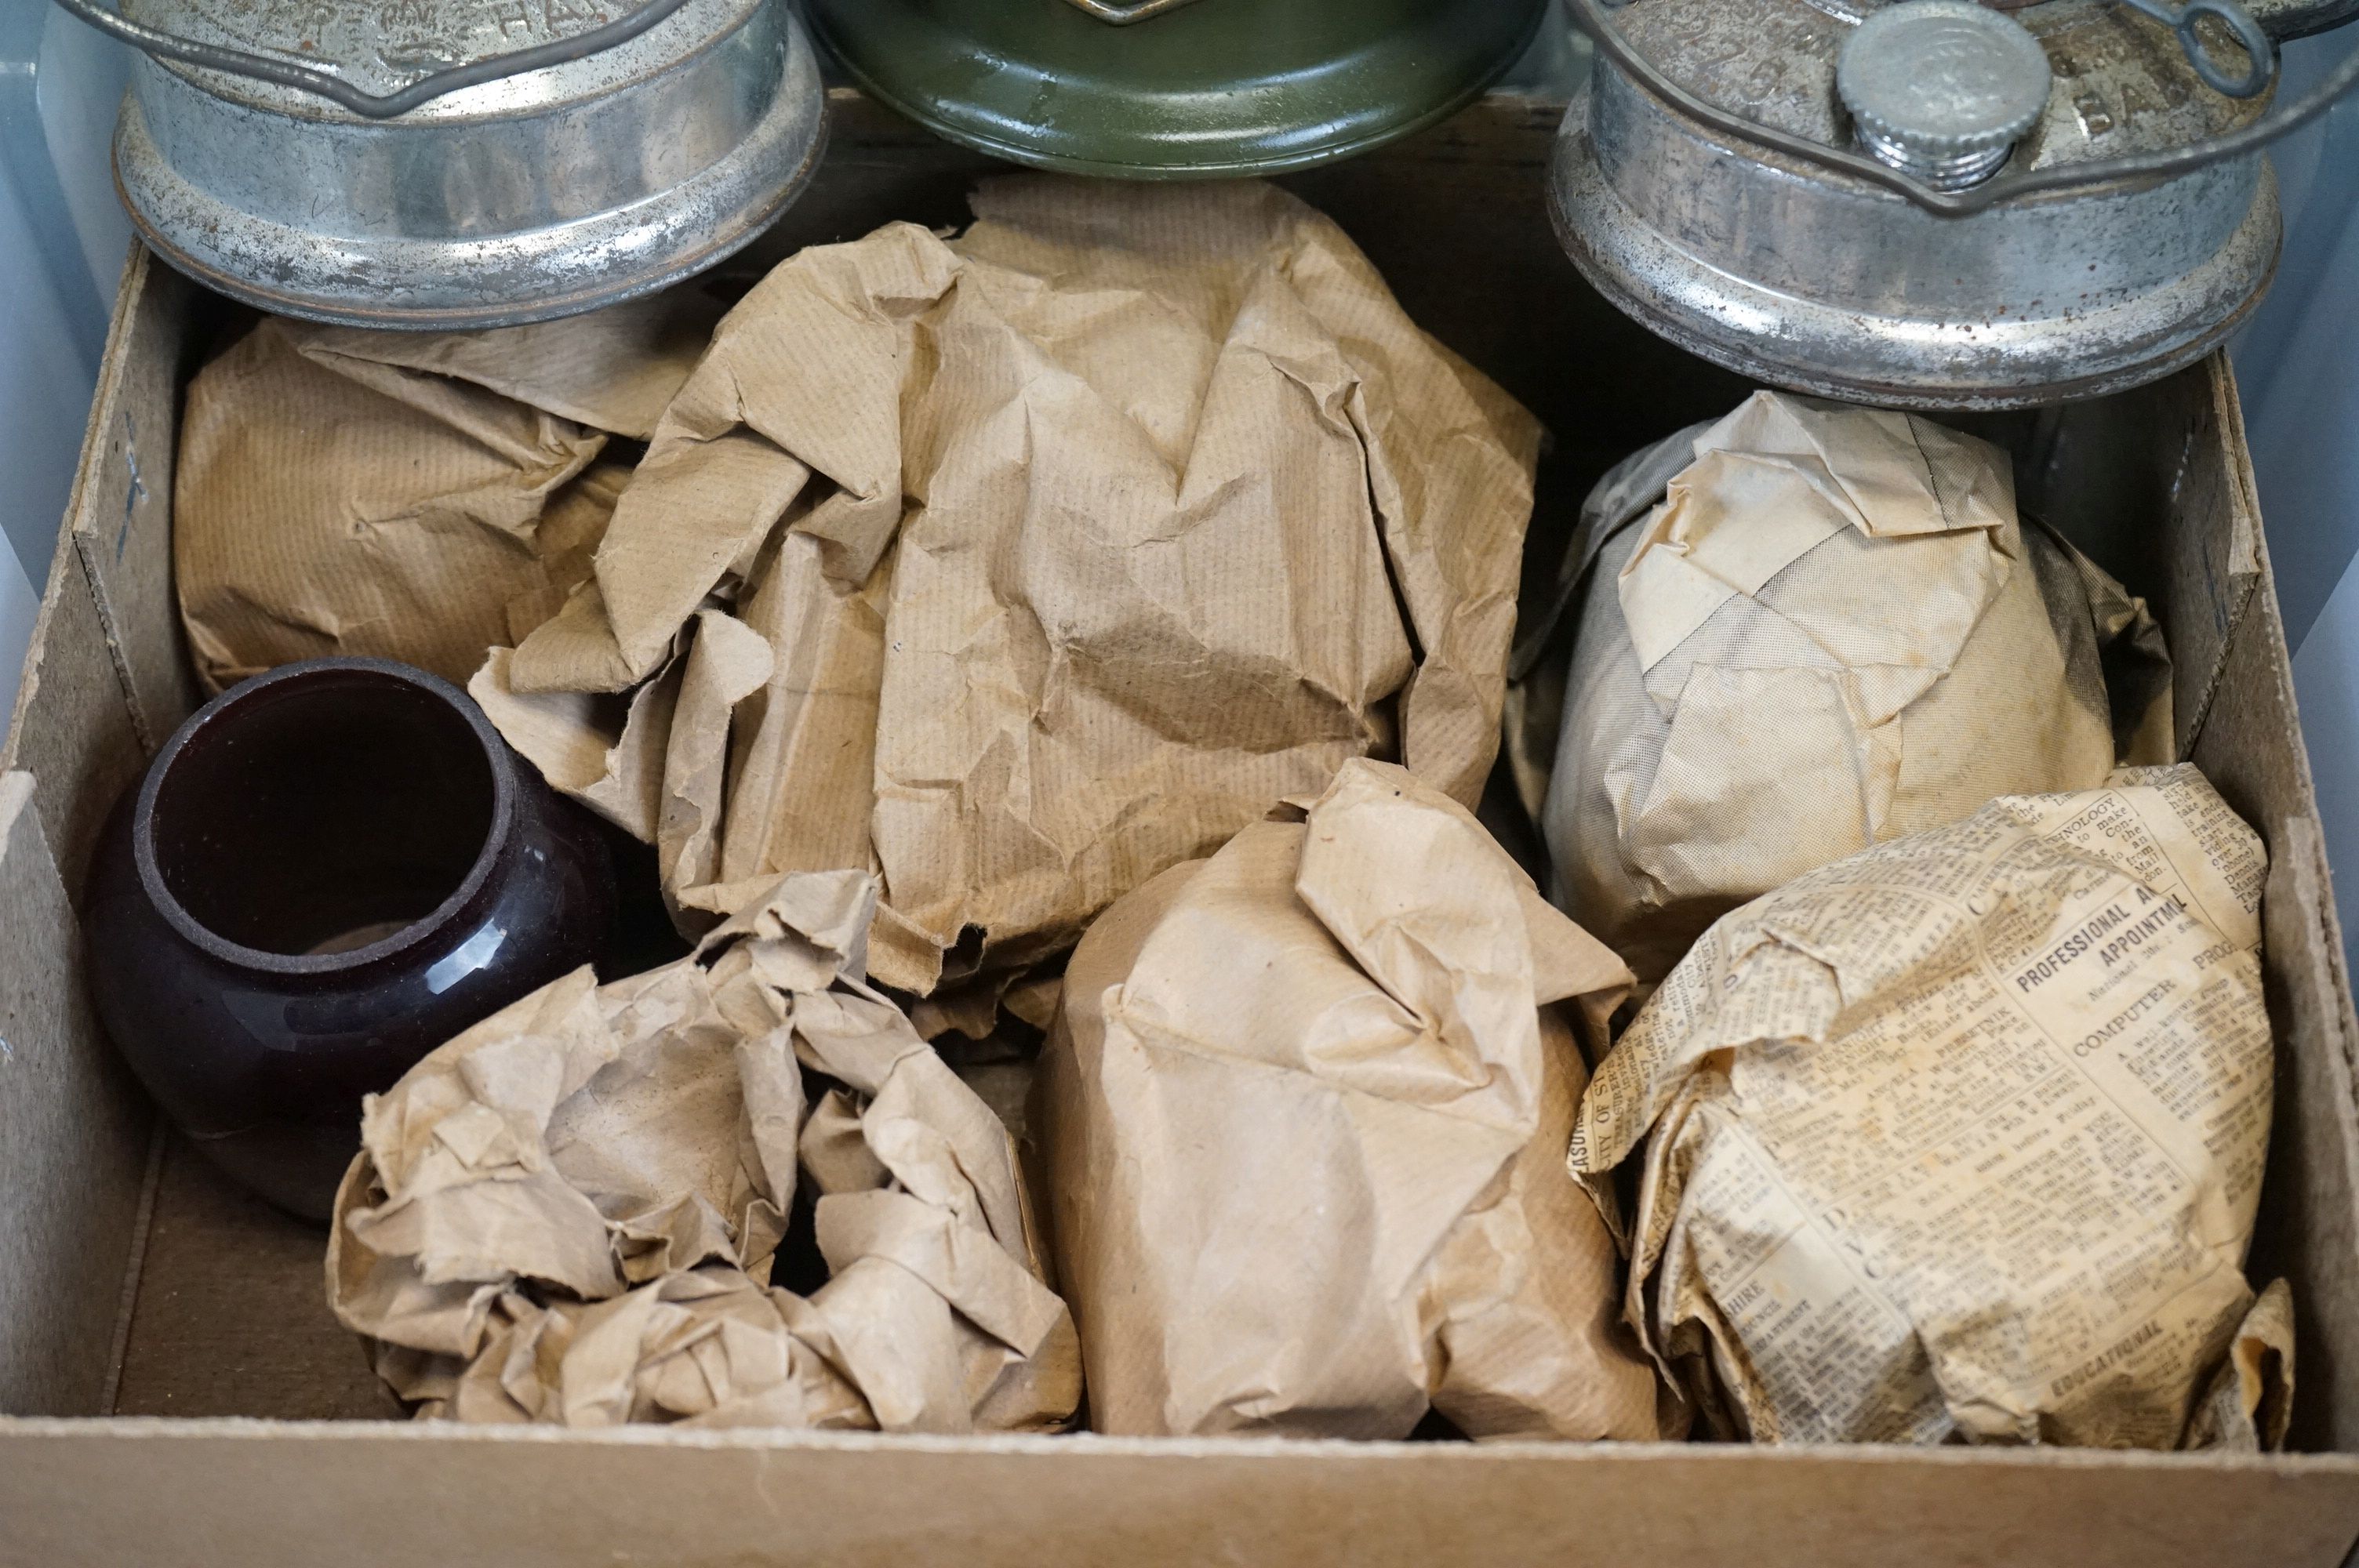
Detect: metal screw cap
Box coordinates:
(1837, 0, 2053, 191)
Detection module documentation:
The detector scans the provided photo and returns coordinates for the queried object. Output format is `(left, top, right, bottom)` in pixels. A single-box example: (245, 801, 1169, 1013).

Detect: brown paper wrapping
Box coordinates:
(1572, 766, 2291, 1448)
(1510, 392, 2173, 982)
(326, 870, 1081, 1432)
(476, 179, 1540, 1001)
(176, 289, 725, 689)
(1035, 757, 1663, 1441)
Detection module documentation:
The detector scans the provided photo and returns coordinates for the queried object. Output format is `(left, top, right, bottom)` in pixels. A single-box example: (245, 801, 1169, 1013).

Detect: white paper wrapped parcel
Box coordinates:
(1515, 391, 2172, 983)
(1570, 766, 2292, 1448)
(1038, 758, 1666, 1441)
(327, 870, 1080, 1432)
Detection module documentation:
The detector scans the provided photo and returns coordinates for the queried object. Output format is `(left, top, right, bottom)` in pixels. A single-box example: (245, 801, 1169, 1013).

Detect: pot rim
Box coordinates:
(133, 656, 521, 978)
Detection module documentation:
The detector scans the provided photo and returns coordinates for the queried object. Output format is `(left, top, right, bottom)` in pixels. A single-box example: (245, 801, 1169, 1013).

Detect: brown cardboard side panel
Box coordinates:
(2173, 362, 2268, 747)
(0, 484, 148, 902)
(0, 1426, 2354, 1568)
(2192, 536, 2359, 1454)
(0, 774, 151, 1416)
(2172, 354, 2359, 1454)
(0, 248, 178, 896)
(2026, 368, 2190, 585)
(68, 251, 202, 749)
(2268, 813, 2359, 1457)
(2030, 361, 2260, 761)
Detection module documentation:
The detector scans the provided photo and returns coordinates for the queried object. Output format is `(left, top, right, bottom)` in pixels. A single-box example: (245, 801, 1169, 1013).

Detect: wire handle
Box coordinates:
(1060, 0, 1209, 21)
(2121, 0, 2278, 96)
(46, 0, 695, 118)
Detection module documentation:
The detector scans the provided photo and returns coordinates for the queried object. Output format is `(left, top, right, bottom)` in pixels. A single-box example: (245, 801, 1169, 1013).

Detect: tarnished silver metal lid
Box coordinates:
(1838, 0, 2052, 189)
(110, 0, 828, 328)
(1551, 0, 2284, 409)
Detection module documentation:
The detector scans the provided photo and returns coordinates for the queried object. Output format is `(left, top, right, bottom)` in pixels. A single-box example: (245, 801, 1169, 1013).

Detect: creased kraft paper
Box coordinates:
(1510, 392, 2173, 983)
(326, 870, 1080, 1432)
(1572, 765, 2291, 1448)
(176, 288, 725, 689)
(475, 179, 1539, 1004)
(1037, 757, 1665, 1441)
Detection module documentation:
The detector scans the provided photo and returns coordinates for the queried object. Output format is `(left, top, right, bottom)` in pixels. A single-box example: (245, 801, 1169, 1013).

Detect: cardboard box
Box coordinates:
(5, 93, 2359, 1566)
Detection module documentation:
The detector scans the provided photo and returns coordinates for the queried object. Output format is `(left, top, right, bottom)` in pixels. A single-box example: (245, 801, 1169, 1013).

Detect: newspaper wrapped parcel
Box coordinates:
(1570, 766, 2291, 1448)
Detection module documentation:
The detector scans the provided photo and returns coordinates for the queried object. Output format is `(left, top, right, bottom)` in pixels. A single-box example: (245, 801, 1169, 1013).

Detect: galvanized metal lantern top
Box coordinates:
(1552, 0, 2301, 409)
(108, 0, 829, 328)
(124, 0, 718, 107)
(802, 0, 1550, 179)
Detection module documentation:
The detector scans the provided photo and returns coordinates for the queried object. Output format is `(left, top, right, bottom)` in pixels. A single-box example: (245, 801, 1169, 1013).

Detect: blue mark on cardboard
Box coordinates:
(118, 412, 147, 564)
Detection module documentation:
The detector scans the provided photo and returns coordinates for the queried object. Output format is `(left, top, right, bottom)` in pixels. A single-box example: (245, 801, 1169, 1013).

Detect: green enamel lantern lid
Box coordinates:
(804, 0, 1551, 178)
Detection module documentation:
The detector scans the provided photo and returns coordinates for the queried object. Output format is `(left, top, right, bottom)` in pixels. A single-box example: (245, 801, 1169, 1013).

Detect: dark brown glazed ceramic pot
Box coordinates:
(84, 656, 616, 1220)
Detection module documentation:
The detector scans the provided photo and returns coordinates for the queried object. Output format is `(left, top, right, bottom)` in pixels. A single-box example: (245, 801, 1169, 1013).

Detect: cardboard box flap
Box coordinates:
(2, 1423, 2359, 1568)
(0, 770, 150, 1417)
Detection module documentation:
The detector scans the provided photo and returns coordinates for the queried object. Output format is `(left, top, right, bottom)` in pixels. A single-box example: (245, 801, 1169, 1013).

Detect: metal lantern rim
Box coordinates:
(1547, 86, 2284, 410)
(111, 0, 830, 329)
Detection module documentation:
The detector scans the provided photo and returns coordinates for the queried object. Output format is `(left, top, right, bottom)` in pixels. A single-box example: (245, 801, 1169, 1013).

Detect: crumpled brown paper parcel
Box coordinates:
(176, 288, 725, 689)
(1035, 757, 1666, 1440)
(326, 869, 1081, 1431)
(1508, 391, 2173, 983)
(474, 179, 1539, 1005)
(1570, 764, 2291, 1448)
